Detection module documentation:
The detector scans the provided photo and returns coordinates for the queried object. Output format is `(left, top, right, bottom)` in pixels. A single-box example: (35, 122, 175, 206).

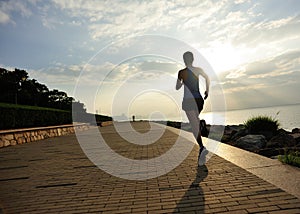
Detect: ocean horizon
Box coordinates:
(118, 103, 299, 132)
(200, 103, 300, 131)
(149, 103, 299, 131)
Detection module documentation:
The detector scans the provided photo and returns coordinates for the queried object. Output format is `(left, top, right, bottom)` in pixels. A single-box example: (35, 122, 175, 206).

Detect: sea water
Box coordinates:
(201, 104, 300, 131)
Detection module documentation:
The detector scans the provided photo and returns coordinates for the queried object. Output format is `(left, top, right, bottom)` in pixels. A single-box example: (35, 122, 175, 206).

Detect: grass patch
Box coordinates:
(0, 102, 69, 112)
(0, 102, 72, 129)
(0, 102, 112, 129)
(244, 115, 279, 134)
(278, 151, 300, 168)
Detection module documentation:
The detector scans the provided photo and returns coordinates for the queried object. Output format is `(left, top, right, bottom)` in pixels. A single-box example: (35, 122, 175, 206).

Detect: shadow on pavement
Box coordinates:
(175, 165, 208, 213)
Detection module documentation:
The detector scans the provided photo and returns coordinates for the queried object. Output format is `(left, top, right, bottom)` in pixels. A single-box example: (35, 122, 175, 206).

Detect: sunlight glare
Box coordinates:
(202, 43, 243, 74)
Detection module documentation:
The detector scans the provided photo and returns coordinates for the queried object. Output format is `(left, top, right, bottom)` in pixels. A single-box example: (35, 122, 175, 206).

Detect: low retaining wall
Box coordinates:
(99, 121, 113, 127)
(0, 123, 90, 148)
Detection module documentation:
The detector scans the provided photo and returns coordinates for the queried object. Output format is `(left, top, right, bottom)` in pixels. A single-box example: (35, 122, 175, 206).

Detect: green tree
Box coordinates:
(47, 89, 74, 110)
(0, 67, 86, 113)
(0, 68, 28, 104)
(20, 79, 49, 106)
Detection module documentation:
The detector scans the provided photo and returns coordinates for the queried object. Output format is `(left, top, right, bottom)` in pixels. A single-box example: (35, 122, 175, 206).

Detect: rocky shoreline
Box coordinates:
(165, 121, 300, 158)
(216, 125, 300, 158)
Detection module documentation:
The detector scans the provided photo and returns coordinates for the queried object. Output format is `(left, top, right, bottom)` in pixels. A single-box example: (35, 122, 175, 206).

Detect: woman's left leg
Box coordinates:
(185, 110, 203, 148)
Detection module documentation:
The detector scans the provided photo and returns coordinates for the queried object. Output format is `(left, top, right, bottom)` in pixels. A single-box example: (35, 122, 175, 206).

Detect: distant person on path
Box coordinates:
(176, 51, 210, 166)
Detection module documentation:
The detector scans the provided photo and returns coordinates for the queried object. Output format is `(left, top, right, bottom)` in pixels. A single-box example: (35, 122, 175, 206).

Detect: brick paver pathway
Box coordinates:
(0, 122, 299, 213)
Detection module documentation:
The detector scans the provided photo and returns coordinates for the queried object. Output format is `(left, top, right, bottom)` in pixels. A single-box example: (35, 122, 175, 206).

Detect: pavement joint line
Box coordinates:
(246, 164, 283, 170)
(0, 165, 28, 170)
(0, 176, 30, 181)
(35, 182, 77, 188)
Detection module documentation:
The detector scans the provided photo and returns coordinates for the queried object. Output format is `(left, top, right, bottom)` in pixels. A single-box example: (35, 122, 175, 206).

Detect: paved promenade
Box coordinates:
(0, 122, 299, 213)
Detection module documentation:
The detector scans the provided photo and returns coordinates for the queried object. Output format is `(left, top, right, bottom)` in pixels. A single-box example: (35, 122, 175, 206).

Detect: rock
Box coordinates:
(221, 134, 232, 143)
(10, 140, 17, 146)
(258, 148, 284, 157)
(255, 130, 274, 140)
(222, 125, 243, 136)
(235, 135, 267, 152)
(230, 130, 238, 136)
(211, 125, 226, 133)
(277, 128, 290, 135)
(231, 128, 249, 141)
(101, 121, 114, 127)
(4, 140, 10, 147)
(17, 137, 23, 144)
(208, 125, 224, 141)
(229, 124, 244, 132)
(290, 133, 300, 145)
(292, 128, 300, 134)
(5, 134, 14, 141)
(267, 130, 296, 148)
(223, 126, 232, 134)
(14, 133, 23, 139)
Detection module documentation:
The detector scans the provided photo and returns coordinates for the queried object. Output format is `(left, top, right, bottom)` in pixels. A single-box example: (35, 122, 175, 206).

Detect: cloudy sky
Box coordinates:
(0, 0, 299, 120)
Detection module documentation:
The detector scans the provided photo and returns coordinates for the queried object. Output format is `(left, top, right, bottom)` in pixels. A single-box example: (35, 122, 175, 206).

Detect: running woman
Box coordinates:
(176, 51, 210, 166)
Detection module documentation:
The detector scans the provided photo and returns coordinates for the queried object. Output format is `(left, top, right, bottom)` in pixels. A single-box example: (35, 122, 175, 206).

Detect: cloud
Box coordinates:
(232, 14, 300, 47)
(28, 64, 78, 85)
(138, 60, 180, 72)
(49, 0, 235, 42)
(225, 66, 246, 79)
(0, 0, 32, 25)
(96, 59, 180, 85)
(41, 16, 64, 29)
(219, 51, 300, 110)
(234, 0, 250, 4)
(11, 0, 297, 61)
(18, 58, 179, 95)
(0, 10, 11, 24)
(85, 1, 177, 40)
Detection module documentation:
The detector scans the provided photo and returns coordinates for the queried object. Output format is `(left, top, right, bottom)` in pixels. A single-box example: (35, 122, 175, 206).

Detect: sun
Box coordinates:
(202, 42, 244, 74)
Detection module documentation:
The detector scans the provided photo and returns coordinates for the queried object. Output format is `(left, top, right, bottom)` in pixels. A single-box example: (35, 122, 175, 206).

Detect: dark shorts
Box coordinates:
(182, 97, 204, 113)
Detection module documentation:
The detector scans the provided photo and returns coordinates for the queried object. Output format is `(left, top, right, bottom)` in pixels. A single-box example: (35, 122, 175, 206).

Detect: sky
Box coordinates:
(0, 0, 300, 121)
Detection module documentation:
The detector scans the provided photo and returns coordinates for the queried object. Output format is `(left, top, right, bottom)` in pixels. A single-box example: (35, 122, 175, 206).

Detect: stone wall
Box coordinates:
(99, 121, 113, 127)
(0, 123, 90, 148)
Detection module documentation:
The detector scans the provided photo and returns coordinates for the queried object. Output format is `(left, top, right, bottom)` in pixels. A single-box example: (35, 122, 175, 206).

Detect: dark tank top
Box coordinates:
(183, 68, 201, 99)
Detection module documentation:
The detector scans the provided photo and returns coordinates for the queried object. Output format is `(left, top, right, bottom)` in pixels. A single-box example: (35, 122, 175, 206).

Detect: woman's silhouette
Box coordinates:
(176, 51, 210, 166)
(175, 165, 208, 213)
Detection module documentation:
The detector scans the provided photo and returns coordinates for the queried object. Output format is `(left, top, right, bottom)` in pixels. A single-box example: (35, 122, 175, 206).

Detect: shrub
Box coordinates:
(72, 112, 112, 125)
(0, 102, 72, 129)
(278, 151, 300, 168)
(167, 121, 181, 129)
(244, 115, 279, 135)
(0, 103, 113, 130)
(95, 114, 113, 122)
